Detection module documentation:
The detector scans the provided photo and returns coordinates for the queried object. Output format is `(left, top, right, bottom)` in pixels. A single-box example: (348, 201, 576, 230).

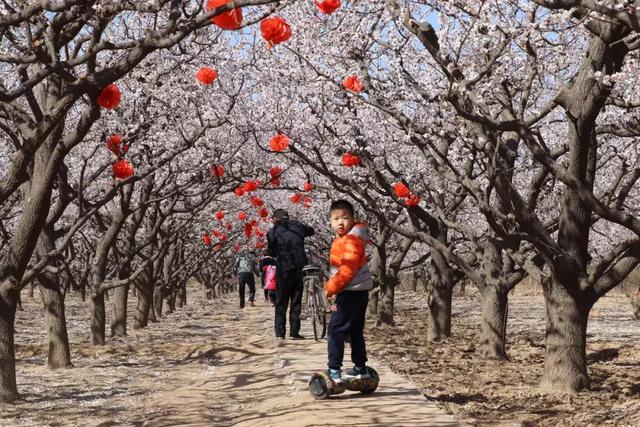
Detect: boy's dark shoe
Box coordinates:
(344, 365, 370, 378)
(328, 368, 343, 383)
(289, 334, 306, 340)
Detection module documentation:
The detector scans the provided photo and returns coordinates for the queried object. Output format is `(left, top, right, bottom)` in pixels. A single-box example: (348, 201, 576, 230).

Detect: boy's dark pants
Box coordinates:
(238, 273, 256, 308)
(327, 290, 369, 370)
(275, 268, 303, 337)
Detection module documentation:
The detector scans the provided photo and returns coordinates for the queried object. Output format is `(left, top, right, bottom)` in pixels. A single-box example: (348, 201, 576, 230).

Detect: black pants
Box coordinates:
(238, 273, 255, 308)
(275, 268, 303, 337)
(327, 290, 369, 370)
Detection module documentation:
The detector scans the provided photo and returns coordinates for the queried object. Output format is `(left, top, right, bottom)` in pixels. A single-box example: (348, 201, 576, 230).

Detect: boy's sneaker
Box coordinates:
(344, 365, 370, 379)
(327, 368, 343, 383)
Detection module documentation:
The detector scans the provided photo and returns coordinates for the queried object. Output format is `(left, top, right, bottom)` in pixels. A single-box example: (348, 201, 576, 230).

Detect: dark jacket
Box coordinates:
(267, 219, 314, 272)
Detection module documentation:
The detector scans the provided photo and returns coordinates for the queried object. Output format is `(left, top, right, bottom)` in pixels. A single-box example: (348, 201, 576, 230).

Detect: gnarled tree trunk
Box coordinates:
(0, 279, 19, 402)
(478, 285, 509, 360)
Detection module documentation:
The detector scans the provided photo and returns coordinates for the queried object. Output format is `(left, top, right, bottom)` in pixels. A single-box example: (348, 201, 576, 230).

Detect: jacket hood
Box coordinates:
(348, 222, 370, 242)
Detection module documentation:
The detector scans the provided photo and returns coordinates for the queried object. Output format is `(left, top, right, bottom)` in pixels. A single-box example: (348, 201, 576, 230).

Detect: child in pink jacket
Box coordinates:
(263, 260, 277, 305)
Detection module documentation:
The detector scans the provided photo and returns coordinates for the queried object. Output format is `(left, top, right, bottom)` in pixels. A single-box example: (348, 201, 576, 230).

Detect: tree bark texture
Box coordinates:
(478, 285, 509, 360)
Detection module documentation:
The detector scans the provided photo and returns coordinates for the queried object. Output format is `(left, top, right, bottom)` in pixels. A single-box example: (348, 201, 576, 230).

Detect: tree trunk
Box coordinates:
(110, 285, 129, 337)
(478, 285, 509, 360)
(133, 282, 153, 329)
(427, 283, 452, 342)
(176, 286, 185, 308)
(153, 286, 163, 319)
(540, 282, 591, 392)
(0, 280, 19, 402)
(367, 287, 379, 318)
(90, 292, 106, 345)
(377, 278, 396, 326)
(39, 285, 73, 368)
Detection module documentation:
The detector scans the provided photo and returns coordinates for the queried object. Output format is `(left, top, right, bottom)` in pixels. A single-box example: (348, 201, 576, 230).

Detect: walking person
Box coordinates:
(258, 250, 275, 302)
(234, 248, 257, 308)
(267, 209, 315, 340)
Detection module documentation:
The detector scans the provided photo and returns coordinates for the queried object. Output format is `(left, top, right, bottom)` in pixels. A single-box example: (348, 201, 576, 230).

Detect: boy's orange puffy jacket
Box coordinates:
(324, 222, 374, 296)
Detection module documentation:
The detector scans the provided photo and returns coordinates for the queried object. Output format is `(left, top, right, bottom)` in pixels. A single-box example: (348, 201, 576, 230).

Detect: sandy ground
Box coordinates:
(368, 285, 640, 426)
(1, 286, 456, 427)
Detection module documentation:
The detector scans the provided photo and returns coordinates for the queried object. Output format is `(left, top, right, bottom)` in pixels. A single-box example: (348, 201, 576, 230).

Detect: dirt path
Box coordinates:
(2, 288, 457, 427)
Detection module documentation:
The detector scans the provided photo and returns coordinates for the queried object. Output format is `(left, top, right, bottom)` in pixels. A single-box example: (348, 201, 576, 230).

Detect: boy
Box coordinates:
(324, 199, 374, 382)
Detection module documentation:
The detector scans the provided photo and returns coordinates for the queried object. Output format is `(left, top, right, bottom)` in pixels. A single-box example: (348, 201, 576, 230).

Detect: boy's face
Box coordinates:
(330, 208, 355, 237)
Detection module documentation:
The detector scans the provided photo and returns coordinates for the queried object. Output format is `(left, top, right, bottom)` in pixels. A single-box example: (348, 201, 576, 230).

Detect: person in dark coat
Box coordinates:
(267, 209, 315, 339)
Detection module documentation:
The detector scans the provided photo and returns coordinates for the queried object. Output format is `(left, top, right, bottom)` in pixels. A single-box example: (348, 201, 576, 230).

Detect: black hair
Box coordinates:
(329, 199, 354, 216)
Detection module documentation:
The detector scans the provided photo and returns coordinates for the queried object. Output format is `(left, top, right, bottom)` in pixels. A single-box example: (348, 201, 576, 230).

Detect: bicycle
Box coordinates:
(302, 264, 327, 341)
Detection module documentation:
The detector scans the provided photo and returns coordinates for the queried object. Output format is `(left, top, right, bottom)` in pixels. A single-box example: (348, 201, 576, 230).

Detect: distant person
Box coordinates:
(267, 209, 315, 340)
(258, 251, 275, 302)
(323, 199, 373, 383)
(262, 258, 277, 305)
(234, 248, 256, 308)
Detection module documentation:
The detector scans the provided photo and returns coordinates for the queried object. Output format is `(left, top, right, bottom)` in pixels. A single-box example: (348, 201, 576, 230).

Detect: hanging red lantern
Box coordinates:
(290, 193, 301, 204)
(303, 182, 314, 192)
(237, 212, 248, 221)
(259, 208, 269, 218)
(206, 0, 243, 30)
(225, 223, 232, 230)
(250, 196, 264, 207)
(202, 234, 212, 245)
(234, 187, 245, 197)
(233, 243, 241, 252)
(244, 223, 253, 238)
(242, 180, 260, 193)
(303, 197, 312, 208)
(214, 243, 223, 252)
(220, 234, 227, 241)
(106, 134, 123, 155)
(212, 229, 221, 237)
(405, 194, 421, 207)
(112, 159, 134, 179)
(394, 182, 411, 198)
(315, 0, 341, 14)
(269, 166, 282, 177)
(270, 177, 281, 187)
(255, 241, 265, 249)
(195, 67, 218, 84)
(97, 83, 121, 109)
(255, 228, 265, 238)
(341, 153, 360, 167)
(269, 134, 290, 152)
(210, 164, 224, 177)
(215, 210, 224, 220)
(260, 17, 292, 46)
(343, 75, 364, 93)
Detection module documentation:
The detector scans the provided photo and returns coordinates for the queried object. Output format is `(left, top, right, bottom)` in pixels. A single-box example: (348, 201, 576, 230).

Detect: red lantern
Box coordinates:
(255, 228, 265, 238)
(256, 241, 265, 249)
(260, 17, 292, 46)
(97, 84, 121, 109)
(202, 234, 212, 245)
(233, 243, 241, 252)
(106, 134, 123, 155)
(290, 193, 301, 204)
(259, 208, 269, 218)
(195, 67, 218, 84)
(405, 194, 421, 207)
(237, 212, 248, 221)
(214, 243, 223, 252)
(269, 134, 290, 152)
(210, 164, 224, 177)
(215, 210, 224, 220)
(206, 0, 243, 30)
(394, 182, 411, 198)
(112, 159, 134, 179)
(341, 153, 360, 167)
(225, 223, 232, 230)
(242, 180, 259, 193)
(269, 166, 282, 177)
(250, 196, 264, 207)
(244, 223, 253, 238)
(234, 187, 245, 197)
(270, 177, 281, 187)
(303, 182, 314, 192)
(303, 197, 312, 208)
(220, 234, 227, 241)
(343, 75, 364, 93)
(315, 0, 341, 14)
(212, 229, 221, 238)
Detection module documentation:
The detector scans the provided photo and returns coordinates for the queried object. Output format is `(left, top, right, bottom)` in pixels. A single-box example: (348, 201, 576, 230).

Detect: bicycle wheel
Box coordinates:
(313, 289, 327, 339)
(309, 288, 319, 341)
